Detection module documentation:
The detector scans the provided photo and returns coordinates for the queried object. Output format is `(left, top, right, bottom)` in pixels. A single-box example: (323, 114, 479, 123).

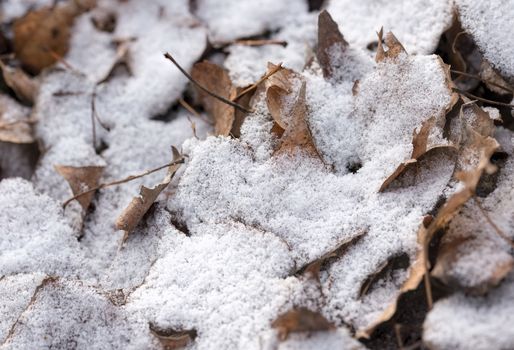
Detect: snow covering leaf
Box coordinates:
(316, 10, 348, 79)
(55, 164, 104, 212)
(456, 0, 514, 84)
(115, 147, 182, 239)
(272, 307, 336, 341)
(0, 60, 39, 105)
(13, 0, 96, 74)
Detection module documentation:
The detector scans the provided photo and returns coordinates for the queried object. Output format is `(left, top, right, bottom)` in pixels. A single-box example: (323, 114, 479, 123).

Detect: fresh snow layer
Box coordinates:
(194, 0, 308, 43)
(456, 0, 514, 83)
(424, 272, 514, 350)
(326, 0, 453, 54)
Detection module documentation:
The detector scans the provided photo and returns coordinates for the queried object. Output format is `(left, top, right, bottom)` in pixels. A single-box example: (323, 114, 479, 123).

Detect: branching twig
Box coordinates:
(163, 52, 251, 113)
(62, 158, 185, 208)
(474, 196, 514, 249)
(232, 62, 284, 102)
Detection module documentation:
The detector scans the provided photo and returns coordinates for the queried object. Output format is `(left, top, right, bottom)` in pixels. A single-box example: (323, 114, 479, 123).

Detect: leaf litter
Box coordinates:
(1, 0, 514, 349)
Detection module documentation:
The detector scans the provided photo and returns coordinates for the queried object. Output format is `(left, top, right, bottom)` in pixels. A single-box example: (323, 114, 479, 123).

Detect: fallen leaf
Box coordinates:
(55, 164, 105, 212)
(272, 307, 335, 341)
(375, 28, 407, 62)
(149, 323, 197, 350)
(316, 10, 348, 79)
(0, 94, 34, 144)
(264, 65, 319, 156)
(359, 253, 410, 299)
(115, 147, 182, 240)
(480, 60, 513, 95)
(13, 0, 96, 74)
(0, 60, 39, 105)
(191, 61, 236, 136)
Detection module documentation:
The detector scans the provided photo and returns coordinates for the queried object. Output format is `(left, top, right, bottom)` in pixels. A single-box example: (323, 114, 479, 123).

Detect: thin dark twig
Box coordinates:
(450, 69, 513, 94)
(62, 158, 184, 208)
(453, 88, 514, 108)
(163, 52, 251, 113)
(474, 196, 514, 248)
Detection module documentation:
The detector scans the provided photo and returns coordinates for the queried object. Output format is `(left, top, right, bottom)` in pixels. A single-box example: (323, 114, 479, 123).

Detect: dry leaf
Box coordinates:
(264, 65, 319, 156)
(0, 60, 39, 105)
(191, 61, 236, 136)
(55, 165, 105, 212)
(0, 94, 35, 144)
(359, 253, 410, 299)
(316, 10, 348, 79)
(115, 147, 182, 240)
(272, 307, 335, 341)
(97, 39, 133, 84)
(375, 28, 407, 62)
(149, 323, 197, 350)
(13, 0, 96, 74)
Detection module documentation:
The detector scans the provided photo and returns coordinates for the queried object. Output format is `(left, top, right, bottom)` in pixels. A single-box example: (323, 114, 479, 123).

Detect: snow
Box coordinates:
(194, 0, 308, 43)
(456, 0, 514, 84)
(424, 272, 514, 350)
(326, 0, 454, 55)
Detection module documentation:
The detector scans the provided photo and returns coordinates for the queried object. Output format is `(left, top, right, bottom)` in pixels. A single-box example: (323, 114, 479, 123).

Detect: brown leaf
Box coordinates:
(359, 253, 410, 299)
(191, 61, 236, 136)
(375, 28, 407, 62)
(115, 147, 182, 240)
(479, 60, 513, 95)
(13, 0, 96, 75)
(55, 165, 105, 212)
(272, 307, 335, 341)
(264, 65, 319, 156)
(0, 95, 34, 144)
(316, 10, 348, 79)
(149, 323, 197, 350)
(0, 60, 39, 105)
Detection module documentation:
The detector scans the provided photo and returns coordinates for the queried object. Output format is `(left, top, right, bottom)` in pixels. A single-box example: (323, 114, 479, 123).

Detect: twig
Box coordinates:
(453, 88, 514, 108)
(47, 48, 84, 76)
(474, 196, 514, 249)
(62, 158, 185, 208)
(450, 69, 513, 94)
(233, 39, 287, 47)
(163, 52, 251, 113)
(394, 324, 405, 350)
(232, 62, 284, 102)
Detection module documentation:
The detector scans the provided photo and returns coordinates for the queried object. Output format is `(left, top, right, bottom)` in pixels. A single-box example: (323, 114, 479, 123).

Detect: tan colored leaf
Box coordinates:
(316, 10, 348, 78)
(375, 28, 407, 62)
(115, 147, 182, 240)
(480, 60, 513, 95)
(13, 0, 95, 74)
(272, 307, 335, 341)
(55, 165, 105, 212)
(0, 60, 39, 105)
(0, 94, 34, 144)
(191, 61, 236, 136)
(149, 323, 197, 350)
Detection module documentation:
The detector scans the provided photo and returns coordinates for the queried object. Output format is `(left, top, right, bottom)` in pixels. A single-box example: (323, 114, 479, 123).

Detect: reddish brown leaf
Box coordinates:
(375, 28, 407, 62)
(272, 307, 335, 341)
(316, 10, 348, 78)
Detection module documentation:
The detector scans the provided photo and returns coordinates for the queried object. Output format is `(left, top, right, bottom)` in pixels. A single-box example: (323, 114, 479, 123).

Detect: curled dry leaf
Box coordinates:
(375, 28, 407, 62)
(55, 165, 105, 212)
(272, 307, 335, 341)
(265, 64, 319, 156)
(149, 323, 197, 350)
(13, 0, 96, 74)
(480, 60, 514, 95)
(191, 61, 237, 136)
(316, 10, 348, 79)
(115, 147, 182, 240)
(0, 60, 39, 105)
